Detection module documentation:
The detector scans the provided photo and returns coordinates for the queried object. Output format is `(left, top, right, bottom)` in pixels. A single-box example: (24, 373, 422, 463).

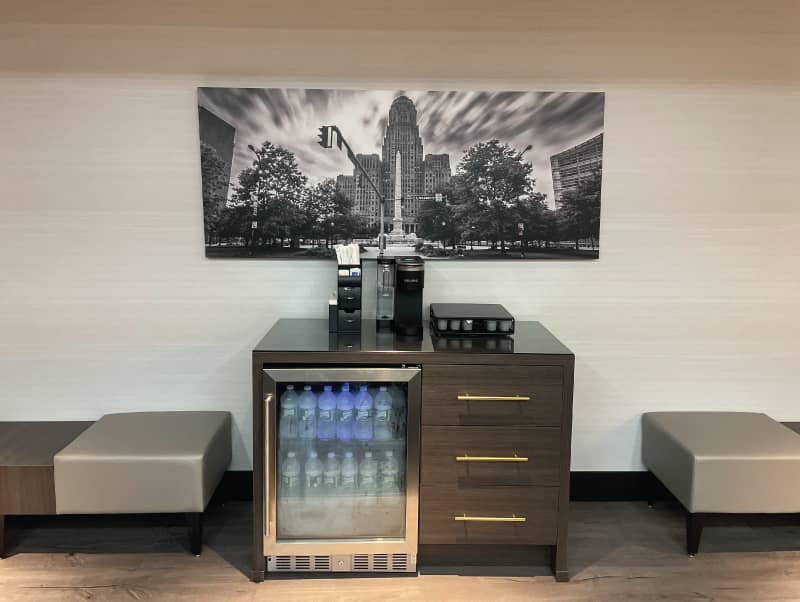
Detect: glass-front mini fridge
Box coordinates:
(262, 367, 420, 573)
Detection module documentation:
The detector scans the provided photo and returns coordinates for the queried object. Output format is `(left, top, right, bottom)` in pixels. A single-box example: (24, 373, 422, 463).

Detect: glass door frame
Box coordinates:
(262, 366, 421, 557)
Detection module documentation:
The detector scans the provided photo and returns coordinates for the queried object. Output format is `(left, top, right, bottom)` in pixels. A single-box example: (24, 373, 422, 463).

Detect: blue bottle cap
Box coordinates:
(323, 385, 332, 391)
(359, 385, 368, 391)
(341, 383, 350, 391)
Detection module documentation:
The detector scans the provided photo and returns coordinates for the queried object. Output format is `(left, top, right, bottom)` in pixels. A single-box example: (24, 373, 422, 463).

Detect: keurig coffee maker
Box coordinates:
(394, 256, 424, 336)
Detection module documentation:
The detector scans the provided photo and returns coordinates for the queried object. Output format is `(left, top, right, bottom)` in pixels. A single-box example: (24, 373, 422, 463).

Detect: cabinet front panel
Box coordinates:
(419, 485, 559, 545)
(422, 365, 563, 426)
(421, 426, 561, 488)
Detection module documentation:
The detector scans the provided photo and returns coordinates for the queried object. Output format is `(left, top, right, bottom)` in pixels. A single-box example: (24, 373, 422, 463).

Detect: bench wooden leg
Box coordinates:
(646, 471, 657, 508)
(187, 512, 203, 556)
(686, 512, 704, 556)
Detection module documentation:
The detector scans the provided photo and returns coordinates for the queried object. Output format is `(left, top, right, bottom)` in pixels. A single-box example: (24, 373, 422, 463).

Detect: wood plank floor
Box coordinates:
(1, 501, 799, 601)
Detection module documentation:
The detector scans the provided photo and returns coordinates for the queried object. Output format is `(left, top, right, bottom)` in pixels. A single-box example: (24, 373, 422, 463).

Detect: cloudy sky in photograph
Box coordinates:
(198, 88, 604, 207)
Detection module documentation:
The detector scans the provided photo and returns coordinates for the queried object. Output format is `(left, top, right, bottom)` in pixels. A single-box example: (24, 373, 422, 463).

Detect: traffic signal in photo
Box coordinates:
(317, 126, 331, 148)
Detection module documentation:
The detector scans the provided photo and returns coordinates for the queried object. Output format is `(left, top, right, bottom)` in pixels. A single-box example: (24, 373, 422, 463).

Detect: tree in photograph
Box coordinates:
(302, 178, 358, 248)
(235, 141, 307, 249)
(451, 140, 540, 254)
(539, 207, 562, 247)
(200, 142, 231, 245)
(556, 170, 601, 250)
(514, 193, 551, 249)
(215, 204, 252, 245)
(417, 197, 462, 248)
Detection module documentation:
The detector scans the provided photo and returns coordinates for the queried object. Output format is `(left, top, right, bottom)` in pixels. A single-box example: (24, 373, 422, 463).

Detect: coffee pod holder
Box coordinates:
(330, 263, 362, 333)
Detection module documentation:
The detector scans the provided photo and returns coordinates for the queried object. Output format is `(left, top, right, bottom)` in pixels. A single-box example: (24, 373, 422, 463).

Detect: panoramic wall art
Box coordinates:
(198, 87, 604, 260)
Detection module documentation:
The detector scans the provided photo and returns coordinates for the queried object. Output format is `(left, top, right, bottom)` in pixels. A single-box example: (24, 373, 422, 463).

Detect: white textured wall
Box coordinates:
(1, 3, 799, 470)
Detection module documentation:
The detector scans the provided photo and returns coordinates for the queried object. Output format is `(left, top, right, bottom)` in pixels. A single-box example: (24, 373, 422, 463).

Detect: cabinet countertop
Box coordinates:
(253, 319, 572, 357)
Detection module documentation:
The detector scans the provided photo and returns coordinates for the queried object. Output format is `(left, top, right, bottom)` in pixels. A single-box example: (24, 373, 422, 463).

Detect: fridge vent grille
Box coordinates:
(392, 554, 409, 571)
(268, 553, 416, 573)
(372, 554, 389, 571)
(294, 555, 311, 571)
(314, 556, 331, 571)
(353, 554, 370, 571)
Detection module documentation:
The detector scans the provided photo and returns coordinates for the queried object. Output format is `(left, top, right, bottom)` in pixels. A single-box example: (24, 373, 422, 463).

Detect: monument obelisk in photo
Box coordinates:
(391, 150, 404, 236)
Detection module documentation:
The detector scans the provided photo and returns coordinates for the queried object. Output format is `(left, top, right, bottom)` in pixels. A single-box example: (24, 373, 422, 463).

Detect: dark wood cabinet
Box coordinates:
(252, 319, 573, 582)
(421, 364, 564, 426)
(419, 485, 560, 544)
(421, 426, 562, 488)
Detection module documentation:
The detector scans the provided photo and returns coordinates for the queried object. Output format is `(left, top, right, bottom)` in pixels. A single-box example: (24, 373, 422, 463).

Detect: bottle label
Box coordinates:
(307, 475, 322, 489)
(282, 474, 298, 489)
(375, 410, 390, 422)
(281, 408, 296, 418)
(361, 475, 375, 486)
(339, 409, 353, 421)
(341, 475, 355, 487)
(357, 409, 370, 420)
(319, 409, 333, 421)
(324, 473, 338, 486)
(302, 409, 315, 420)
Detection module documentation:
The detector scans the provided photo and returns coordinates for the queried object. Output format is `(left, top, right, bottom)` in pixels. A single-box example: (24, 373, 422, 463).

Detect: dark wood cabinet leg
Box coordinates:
(686, 512, 703, 556)
(0, 514, 5, 559)
(551, 544, 569, 582)
(187, 512, 203, 556)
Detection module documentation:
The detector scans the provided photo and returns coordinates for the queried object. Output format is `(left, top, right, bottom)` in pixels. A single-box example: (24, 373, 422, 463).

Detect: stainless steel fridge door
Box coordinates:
(262, 367, 421, 567)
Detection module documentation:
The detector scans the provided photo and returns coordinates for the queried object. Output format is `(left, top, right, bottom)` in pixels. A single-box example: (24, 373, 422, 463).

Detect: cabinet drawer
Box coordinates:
(421, 426, 561, 488)
(422, 365, 563, 426)
(419, 485, 558, 545)
(337, 286, 361, 310)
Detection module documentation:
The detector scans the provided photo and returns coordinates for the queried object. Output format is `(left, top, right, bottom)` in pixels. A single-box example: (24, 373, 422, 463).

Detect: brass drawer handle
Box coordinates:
(457, 395, 531, 402)
(456, 454, 529, 462)
(454, 514, 526, 523)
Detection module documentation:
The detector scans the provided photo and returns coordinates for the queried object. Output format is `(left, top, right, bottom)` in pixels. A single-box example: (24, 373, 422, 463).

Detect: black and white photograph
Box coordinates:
(198, 87, 604, 260)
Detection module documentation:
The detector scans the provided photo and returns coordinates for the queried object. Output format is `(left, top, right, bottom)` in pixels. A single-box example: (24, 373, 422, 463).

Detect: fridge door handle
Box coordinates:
(263, 393, 273, 537)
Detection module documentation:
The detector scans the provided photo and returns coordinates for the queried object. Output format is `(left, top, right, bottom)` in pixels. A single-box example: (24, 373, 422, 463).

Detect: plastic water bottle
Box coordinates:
(379, 450, 400, 494)
(389, 384, 406, 438)
(373, 386, 393, 441)
(278, 385, 299, 440)
(298, 385, 317, 440)
(340, 451, 357, 493)
(317, 385, 337, 441)
(323, 451, 341, 490)
(359, 451, 378, 495)
(336, 383, 355, 441)
(354, 385, 374, 441)
(280, 451, 301, 494)
(304, 450, 323, 493)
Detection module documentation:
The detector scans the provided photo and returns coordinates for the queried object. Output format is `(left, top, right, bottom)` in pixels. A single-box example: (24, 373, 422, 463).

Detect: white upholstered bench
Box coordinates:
(0, 411, 231, 557)
(642, 411, 800, 555)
